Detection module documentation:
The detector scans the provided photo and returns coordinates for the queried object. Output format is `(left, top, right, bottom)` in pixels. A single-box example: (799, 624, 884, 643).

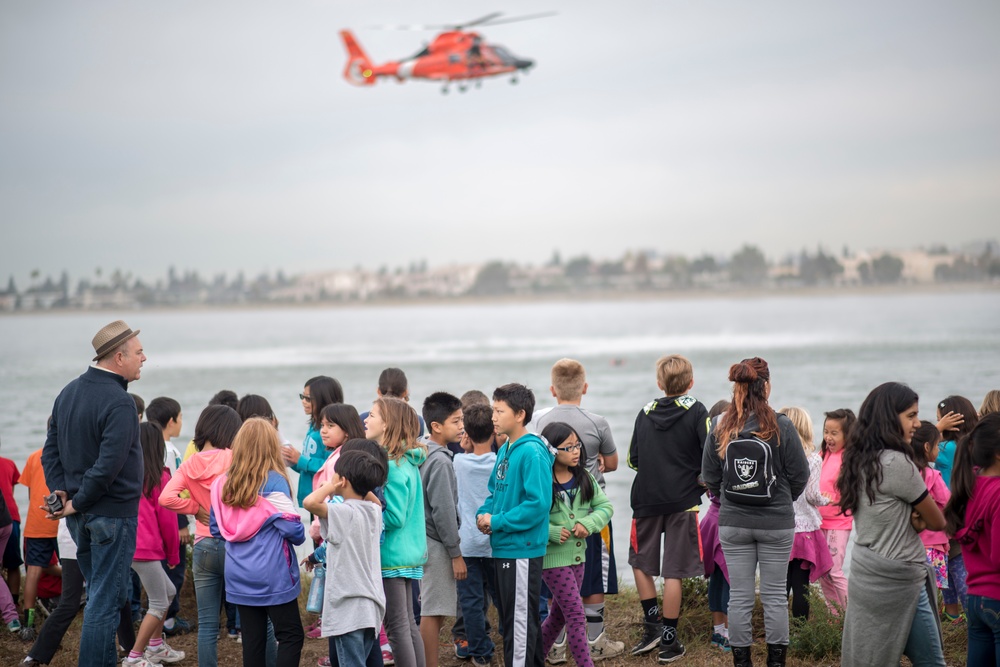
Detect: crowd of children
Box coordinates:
(1, 358, 999, 667)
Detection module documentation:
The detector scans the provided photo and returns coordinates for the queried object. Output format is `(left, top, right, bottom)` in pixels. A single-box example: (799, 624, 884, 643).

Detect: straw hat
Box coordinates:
(92, 320, 141, 361)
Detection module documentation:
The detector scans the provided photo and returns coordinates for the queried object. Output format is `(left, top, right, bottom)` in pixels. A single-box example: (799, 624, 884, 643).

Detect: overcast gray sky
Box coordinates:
(2, 1, 998, 285)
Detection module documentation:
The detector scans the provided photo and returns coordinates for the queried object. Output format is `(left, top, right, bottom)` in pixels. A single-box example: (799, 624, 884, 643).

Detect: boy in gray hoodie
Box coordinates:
(419, 392, 467, 667)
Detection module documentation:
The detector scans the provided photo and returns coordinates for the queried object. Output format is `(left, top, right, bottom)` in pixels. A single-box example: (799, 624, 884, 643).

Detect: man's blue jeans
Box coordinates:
(194, 537, 277, 667)
(902, 585, 946, 667)
(967, 594, 1000, 666)
(67, 514, 137, 667)
(457, 556, 496, 659)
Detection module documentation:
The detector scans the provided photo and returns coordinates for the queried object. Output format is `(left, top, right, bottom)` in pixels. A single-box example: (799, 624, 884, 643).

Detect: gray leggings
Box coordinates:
(719, 526, 794, 647)
(382, 578, 425, 667)
(131, 560, 177, 620)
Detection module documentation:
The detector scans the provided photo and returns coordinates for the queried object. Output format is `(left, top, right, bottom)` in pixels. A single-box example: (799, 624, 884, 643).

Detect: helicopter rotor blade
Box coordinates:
(367, 11, 555, 31)
(473, 11, 557, 27)
(452, 12, 505, 29)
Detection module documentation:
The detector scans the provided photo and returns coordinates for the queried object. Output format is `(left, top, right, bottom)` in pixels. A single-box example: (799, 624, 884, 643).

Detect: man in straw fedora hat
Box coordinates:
(41, 320, 147, 667)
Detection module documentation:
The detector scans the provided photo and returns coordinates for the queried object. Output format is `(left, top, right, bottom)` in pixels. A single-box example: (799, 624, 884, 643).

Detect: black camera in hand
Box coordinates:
(44, 493, 64, 515)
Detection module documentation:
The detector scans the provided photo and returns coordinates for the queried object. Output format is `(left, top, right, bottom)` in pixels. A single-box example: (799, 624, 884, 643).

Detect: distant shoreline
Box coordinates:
(2, 282, 997, 318)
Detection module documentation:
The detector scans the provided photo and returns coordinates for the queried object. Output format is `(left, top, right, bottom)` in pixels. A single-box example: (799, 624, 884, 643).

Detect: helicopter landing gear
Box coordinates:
(510, 76, 518, 85)
(475, 80, 482, 89)
(458, 83, 468, 93)
(441, 84, 449, 95)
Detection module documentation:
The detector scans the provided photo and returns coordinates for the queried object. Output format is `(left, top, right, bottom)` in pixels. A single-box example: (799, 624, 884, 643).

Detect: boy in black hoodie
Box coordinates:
(626, 355, 709, 664)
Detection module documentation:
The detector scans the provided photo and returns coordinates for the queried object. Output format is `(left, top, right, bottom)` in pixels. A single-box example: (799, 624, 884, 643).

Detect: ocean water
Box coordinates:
(1, 289, 998, 582)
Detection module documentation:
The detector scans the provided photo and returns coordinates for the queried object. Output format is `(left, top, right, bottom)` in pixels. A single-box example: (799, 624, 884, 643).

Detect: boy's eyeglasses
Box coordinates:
(299, 394, 312, 402)
(557, 443, 582, 452)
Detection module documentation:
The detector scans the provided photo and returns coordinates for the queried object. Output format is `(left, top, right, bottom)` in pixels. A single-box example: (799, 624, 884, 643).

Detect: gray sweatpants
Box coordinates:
(719, 526, 795, 647)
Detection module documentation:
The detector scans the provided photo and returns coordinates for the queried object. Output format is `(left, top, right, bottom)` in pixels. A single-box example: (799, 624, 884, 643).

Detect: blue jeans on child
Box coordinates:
(330, 628, 377, 666)
(67, 514, 138, 667)
(457, 556, 497, 659)
(902, 586, 946, 667)
(967, 594, 1000, 666)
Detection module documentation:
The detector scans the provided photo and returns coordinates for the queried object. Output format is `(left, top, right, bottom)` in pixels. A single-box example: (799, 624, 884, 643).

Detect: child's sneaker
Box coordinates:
(454, 637, 470, 659)
(144, 643, 186, 664)
(942, 611, 966, 625)
(317, 657, 331, 667)
(306, 623, 323, 639)
(657, 636, 685, 664)
(382, 645, 395, 666)
(228, 629, 241, 641)
(546, 636, 567, 664)
(471, 657, 491, 667)
(122, 657, 155, 667)
(588, 631, 625, 661)
(711, 632, 731, 651)
(7, 618, 21, 633)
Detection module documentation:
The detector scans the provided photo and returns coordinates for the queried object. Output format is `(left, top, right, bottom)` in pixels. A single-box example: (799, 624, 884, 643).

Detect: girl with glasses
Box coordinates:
(538, 422, 614, 667)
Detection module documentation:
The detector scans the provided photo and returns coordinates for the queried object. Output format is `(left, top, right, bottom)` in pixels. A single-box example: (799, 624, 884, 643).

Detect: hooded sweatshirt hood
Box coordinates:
(627, 394, 710, 517)
(209, 470, 305, 606)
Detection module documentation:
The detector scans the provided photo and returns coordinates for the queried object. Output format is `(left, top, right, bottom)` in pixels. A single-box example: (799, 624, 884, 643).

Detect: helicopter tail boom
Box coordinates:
(339, 30, 377, 85)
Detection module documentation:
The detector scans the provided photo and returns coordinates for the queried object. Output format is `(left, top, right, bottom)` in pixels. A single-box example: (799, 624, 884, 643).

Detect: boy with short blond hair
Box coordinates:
(627, 354, 709, 662)
(533, 358, 624, 660)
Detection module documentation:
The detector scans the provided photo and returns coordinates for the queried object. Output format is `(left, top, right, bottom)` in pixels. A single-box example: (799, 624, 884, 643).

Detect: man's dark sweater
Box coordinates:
(627, 394, 710, 516)
(42, 366, 143, 518)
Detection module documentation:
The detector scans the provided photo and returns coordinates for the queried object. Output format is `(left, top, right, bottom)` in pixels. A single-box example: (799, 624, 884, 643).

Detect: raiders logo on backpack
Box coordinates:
(722, 434, 776, 506)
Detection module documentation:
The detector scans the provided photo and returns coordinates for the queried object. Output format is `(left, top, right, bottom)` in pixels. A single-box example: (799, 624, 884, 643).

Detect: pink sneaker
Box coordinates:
(317, 658, 331, 667)
(306, 623, 323, 639)
(382, 646, 395, 666)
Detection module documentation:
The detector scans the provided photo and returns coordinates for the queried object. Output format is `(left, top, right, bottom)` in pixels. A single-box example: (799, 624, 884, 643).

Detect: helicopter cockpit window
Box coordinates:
(448, 54, 461, 64)
(490, 45, 517, 66)
(410, 45, 431, 59)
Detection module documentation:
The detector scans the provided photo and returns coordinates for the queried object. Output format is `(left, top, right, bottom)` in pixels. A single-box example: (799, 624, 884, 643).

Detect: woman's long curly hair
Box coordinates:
(836, 382, 918, 515)
(715, 357, 779, 457)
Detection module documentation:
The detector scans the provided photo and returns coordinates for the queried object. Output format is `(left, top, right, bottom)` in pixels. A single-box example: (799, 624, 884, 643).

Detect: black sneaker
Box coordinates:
(630, 622, 662, 656)
(658, 636, 685, 663)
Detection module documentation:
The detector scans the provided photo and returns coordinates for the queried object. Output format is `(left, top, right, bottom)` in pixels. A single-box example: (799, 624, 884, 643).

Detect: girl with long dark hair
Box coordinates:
(284, 376, 344, 508)
(701, 357, 808, 667)
(944, 413, 1000, 665)
(836, 382, 946, 667)
(538, 422, 613, 667)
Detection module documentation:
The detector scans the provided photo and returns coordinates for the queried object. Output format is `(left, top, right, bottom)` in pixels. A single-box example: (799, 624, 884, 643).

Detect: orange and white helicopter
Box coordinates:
(339, 12, 555, 93)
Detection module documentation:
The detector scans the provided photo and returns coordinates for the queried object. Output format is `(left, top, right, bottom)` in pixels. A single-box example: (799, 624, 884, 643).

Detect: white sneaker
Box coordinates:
(144, 643, 186, 664)
(122, 657, 155, 667)
(588, 631, 625, 661)
(546, 637, 567, 665)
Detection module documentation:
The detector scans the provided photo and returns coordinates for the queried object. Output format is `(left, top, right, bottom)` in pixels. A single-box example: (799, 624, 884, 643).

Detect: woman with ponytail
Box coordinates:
(945, 413, 1000, 666)
(837, 382, 946, 667)
(702, 357, 808, 667)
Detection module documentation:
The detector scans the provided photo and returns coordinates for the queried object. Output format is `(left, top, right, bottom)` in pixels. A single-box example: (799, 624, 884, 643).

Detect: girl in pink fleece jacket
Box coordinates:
(124, 423, 183, 667)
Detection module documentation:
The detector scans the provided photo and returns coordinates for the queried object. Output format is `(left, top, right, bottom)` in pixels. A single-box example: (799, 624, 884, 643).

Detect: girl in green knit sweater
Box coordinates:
(539, 422, 614, 667)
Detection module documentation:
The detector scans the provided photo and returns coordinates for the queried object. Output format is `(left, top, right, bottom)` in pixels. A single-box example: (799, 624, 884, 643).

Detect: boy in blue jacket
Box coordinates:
(477, 383, 553, 667)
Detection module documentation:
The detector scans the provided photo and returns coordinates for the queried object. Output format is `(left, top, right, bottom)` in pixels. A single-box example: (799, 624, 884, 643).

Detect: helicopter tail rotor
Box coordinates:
(340, 30, 377, 85)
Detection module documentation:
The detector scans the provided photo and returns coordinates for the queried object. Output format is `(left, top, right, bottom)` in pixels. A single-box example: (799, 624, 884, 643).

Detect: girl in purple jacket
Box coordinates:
(211, 418, 306, 667)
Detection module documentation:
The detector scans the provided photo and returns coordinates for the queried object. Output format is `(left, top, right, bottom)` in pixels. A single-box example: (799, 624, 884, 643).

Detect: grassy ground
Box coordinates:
(0, 573, 970, 666)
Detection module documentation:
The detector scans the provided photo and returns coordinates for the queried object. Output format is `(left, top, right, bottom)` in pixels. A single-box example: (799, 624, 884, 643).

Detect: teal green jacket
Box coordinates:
(477, 433, 554, 559)
(381, 446, 428, 573)
(543, 472, 614, 569)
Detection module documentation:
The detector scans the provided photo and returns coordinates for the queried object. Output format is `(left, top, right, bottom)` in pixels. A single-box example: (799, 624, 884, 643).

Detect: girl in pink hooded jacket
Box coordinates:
(123, 423, 183, 667)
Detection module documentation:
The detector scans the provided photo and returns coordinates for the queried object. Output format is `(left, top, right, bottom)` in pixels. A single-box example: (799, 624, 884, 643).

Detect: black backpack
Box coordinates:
(722, 431, 777, 506)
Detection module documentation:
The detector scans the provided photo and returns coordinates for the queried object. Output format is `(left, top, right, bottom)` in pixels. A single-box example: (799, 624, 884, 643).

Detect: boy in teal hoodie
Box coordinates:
(477, 383, 553, 667)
